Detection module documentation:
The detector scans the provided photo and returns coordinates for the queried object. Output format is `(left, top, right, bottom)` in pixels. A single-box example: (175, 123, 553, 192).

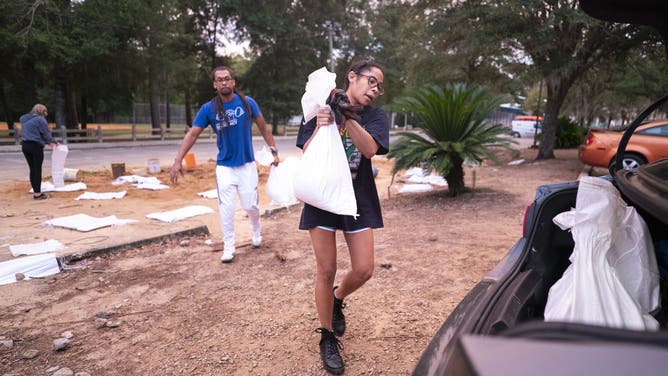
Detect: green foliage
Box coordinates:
(555, 116, 587, 149)
(388, 83, 515, 196)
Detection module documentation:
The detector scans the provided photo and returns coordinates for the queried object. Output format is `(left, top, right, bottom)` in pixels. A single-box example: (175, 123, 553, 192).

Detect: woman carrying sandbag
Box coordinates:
(296, 59, 389, 375)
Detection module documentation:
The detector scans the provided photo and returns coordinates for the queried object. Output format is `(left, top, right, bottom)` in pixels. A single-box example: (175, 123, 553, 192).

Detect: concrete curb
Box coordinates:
(59, 225, 210, 264)
(262, 202, 302, 217)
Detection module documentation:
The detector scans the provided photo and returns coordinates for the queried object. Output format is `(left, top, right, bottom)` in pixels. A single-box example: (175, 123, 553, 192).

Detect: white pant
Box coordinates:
(215, 163, 261, 252)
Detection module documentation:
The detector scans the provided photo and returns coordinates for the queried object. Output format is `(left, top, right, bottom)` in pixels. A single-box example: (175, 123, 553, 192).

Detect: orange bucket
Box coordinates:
(184, 152, 196, 168)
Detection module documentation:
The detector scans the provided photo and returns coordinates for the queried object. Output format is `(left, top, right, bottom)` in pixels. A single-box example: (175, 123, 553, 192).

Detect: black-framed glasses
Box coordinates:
(214, 76, 234, 83)
(357, 73, 384, 95)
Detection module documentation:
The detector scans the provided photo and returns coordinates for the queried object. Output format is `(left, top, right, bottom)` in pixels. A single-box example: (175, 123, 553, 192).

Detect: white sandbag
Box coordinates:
(0, 253, 60, 285)
(51, 144, 68, 187)
(43, 214, 137, 232)
(32, 181, 87, 193)
(10, 239, 65, 256)
(545, 176, 659, 330)
(134, 181, 169, 190)
(301, 67, 336, 123)
(146, 205, 215, 223)
(75, 191, 127, 200)
(266, 157, 299, 207)
(293, 121, 357, 216)
(398, 184, 433, 194)
(255, 145, 275, 167)
(197, 189, 218, 199)
(404, 167, 427, 179)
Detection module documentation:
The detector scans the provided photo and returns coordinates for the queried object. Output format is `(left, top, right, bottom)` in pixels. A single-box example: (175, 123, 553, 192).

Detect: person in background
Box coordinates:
(296, 59, 389, 375)
(20, 104, 57, 200)
(170, 66, 279, 263)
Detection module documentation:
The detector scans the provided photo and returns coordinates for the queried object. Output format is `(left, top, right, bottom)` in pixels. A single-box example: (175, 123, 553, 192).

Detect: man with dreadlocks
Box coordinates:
(170, 66, 279, 263)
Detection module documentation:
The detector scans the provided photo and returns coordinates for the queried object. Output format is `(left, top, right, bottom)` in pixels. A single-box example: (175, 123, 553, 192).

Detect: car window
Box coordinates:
(638, 125, 668, 136)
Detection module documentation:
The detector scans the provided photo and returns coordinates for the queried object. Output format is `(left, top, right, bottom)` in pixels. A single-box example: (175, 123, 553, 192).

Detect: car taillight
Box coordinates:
(522, 204, 531, 236)
(584, 133, 595, 145)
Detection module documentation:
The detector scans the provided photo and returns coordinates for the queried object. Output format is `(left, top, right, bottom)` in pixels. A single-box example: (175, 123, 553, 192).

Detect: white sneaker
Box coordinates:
(221, 250, 235, 263)
(252, 233, 262, 248)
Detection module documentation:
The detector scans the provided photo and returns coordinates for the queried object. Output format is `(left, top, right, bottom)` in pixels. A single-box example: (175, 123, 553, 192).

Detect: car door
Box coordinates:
(636, 124, 668, 161)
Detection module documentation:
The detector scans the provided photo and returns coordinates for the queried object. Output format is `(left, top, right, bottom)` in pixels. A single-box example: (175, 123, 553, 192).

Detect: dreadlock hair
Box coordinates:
(342, 59, 385, 91)
(211, 66, 252, 129)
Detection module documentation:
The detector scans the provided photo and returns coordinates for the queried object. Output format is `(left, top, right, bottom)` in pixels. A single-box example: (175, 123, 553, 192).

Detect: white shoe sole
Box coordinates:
(221, 253, 235, 263)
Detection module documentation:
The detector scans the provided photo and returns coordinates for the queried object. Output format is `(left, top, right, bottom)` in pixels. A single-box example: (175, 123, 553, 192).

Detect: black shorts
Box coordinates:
(298, 202, 383, 232)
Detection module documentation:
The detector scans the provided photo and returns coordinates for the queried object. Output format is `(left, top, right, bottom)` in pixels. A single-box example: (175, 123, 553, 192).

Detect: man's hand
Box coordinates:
(327, 89, 362, 122)
(170, 160, 183, 185)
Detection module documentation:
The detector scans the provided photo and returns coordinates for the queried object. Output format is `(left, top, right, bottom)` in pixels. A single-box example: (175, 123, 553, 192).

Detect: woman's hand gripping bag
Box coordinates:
(292, 117, 357, 216)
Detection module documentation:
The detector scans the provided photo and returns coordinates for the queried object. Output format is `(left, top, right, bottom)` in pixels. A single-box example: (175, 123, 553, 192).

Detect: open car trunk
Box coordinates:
(486, 174, 668, 334)
(413, 173, 668, 375)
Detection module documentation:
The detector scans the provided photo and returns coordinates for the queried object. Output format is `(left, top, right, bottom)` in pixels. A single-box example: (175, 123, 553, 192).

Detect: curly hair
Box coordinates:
(342, 59, 385, 91)
(30, 104, 48, 117)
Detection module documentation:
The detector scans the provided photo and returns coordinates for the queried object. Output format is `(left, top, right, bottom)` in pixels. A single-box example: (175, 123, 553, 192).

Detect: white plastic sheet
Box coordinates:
(43, 214, 137, 232)
(146, 205, 215, 223)
(75, 191, 127, 200)
(544, 176, 660, 330)
(266, 157, 299, 207)
(403, 167, 448, 186)
(398, 184, 433, 194)
(197, 189, 218, 199)
(0, 253, 60, 285)
(9, 239, 65, 256)
(112, 175, 168, 190)
(31, 181, 87, 193)
(51, 144, 68, 187)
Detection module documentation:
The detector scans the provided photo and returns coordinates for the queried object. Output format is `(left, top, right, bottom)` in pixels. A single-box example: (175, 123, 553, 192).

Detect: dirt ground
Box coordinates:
(0, 146, 585, 375)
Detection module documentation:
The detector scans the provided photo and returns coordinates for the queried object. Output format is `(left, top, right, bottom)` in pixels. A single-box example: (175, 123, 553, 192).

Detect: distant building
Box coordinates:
(489, 104, 525, 130)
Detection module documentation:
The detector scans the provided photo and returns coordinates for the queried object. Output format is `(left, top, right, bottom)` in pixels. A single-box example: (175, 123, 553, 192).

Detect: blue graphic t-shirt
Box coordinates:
(193, 94, 261, 167)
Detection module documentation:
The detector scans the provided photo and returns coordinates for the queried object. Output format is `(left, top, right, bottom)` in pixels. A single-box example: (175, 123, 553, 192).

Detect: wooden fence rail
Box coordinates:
(0, 125, 218, 145)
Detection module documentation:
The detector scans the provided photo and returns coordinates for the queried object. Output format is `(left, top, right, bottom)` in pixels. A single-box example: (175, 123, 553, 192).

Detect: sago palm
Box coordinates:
(388, 83, 515, 196)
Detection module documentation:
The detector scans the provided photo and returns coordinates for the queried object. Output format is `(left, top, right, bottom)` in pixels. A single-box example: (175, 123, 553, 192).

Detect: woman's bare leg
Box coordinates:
(336, 229, 374, 299)
(309, 227, 338, 329)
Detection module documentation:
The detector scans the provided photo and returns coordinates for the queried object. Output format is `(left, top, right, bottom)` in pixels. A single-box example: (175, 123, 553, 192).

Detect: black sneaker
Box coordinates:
(332, 287, 346, 337)
(315, 328, 344, 375)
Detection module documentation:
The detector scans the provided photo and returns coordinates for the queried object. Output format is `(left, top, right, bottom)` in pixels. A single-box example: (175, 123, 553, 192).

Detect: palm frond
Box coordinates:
(388, 82, 516, 194)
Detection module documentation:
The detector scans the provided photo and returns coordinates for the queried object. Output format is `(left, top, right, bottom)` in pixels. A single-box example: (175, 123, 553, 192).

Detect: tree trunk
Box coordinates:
(164, 70, 171, 129)
(54, 65, 67, 131)
(537, 75, 572, 160)
(271, 113, 279, 136)
(185, 87, 192, 127)
(23, 59, 37, 109)
(81, 95, 88, 130)
(0, 83, 14, 131)
(149, 61, 161, 136)
(445, 157, 465, 197)
(66, 83, 79, 129)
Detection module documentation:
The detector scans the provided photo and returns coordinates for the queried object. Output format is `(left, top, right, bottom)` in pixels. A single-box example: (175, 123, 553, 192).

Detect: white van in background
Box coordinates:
(511, 115, 543, 138)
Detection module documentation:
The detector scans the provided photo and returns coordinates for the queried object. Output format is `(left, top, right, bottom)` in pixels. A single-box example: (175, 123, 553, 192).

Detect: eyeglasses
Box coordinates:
(214, 76, 234, 83)
(357, 73, 384, 95)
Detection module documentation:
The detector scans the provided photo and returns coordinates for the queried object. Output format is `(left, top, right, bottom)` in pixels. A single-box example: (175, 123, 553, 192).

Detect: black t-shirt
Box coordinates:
(296, 106, 389, 231)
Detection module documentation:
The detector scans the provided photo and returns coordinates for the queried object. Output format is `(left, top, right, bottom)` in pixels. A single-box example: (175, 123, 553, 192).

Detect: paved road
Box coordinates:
(0, 136, 303, 183)
(0, 132, 533, 183)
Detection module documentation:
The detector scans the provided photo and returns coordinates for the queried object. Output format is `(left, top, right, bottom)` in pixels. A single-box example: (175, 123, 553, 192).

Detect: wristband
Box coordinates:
(269, 146, 278, 155)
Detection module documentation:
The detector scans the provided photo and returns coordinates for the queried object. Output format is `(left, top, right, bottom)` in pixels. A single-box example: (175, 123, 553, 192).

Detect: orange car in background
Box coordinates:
(578, 119, 668, 170)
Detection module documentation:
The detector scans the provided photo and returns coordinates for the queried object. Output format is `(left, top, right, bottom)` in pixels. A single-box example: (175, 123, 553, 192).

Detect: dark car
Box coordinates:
(413, 1, 668, 375)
